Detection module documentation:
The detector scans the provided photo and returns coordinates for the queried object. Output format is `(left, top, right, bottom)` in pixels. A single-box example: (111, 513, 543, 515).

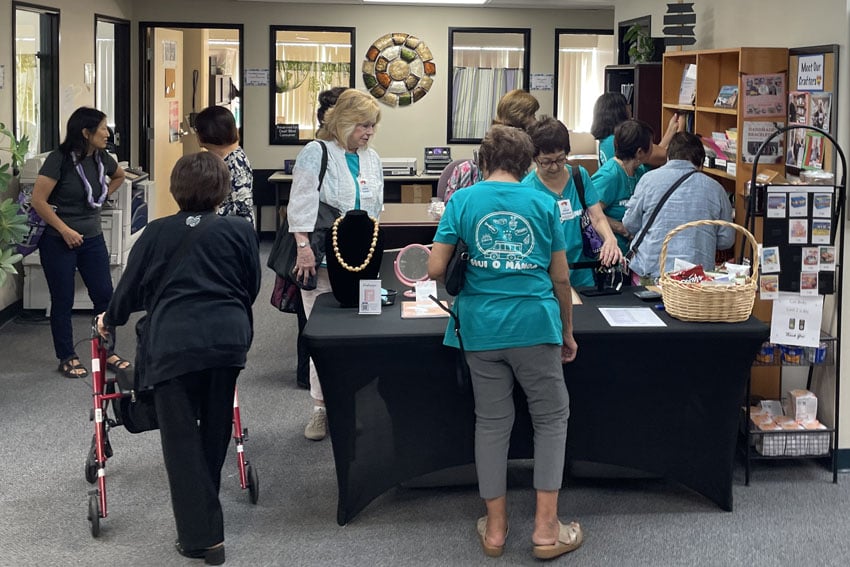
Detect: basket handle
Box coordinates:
(659, 219, 760, 279)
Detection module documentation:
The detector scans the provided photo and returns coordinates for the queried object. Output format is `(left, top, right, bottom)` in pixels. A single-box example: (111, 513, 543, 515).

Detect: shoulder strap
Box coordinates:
(626, 169, 698, 262)
(316, 140, 328, 192)
(571, 165, 587, 209)
(148, 214, 218, 312)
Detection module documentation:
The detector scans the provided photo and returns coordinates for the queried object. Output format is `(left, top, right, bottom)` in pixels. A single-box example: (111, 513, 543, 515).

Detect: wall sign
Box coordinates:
(363, 33, 435, 107)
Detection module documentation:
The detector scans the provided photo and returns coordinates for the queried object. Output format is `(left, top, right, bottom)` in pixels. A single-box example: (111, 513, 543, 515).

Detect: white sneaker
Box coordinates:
(304, 408, 327, 441)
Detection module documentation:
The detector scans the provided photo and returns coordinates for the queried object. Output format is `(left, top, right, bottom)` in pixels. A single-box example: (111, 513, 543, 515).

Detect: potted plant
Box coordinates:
(0, 122, 30, 286)
(624, 24, 655, 64)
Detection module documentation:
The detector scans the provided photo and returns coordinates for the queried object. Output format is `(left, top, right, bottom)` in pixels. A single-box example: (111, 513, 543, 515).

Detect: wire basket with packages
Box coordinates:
(659, 219, 759, 323)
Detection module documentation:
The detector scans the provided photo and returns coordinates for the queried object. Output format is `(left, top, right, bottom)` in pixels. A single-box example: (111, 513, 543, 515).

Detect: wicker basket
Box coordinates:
(659, 219, 759, 323)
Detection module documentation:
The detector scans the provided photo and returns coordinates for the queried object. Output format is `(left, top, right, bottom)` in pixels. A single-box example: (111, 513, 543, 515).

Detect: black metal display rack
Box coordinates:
(741, 124, 846, 484)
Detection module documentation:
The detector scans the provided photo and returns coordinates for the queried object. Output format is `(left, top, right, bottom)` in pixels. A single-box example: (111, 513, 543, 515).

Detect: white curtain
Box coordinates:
(274, 44, 350, 139)
(557, 34, 614, 133)
(96, 39, 115, 126)
(451, 48, 524, 139)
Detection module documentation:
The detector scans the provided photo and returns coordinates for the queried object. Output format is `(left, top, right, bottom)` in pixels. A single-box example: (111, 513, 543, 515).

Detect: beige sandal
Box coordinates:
(477, 516, 508, 558)
(532, 521, 583, 560)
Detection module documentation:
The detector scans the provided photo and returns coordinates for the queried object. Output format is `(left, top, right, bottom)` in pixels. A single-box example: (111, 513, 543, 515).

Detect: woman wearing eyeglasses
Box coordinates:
(524, 117, 621, 288)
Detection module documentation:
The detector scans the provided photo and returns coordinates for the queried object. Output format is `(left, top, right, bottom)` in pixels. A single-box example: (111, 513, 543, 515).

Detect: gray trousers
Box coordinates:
(466, 344, 570, 500)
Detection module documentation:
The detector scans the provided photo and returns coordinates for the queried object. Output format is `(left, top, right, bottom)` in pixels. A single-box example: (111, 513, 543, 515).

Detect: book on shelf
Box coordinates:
(620, 83, 634, 104)
(714, 85, 738, 109)
(678, 64, 697, 105)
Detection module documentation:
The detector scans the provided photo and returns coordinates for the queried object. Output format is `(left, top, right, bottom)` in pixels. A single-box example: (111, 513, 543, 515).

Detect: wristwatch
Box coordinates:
(297, 241, 309, 248)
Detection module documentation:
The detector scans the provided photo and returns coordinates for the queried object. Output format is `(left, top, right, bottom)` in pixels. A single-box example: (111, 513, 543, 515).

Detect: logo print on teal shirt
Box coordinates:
(475, 212, 535, 262)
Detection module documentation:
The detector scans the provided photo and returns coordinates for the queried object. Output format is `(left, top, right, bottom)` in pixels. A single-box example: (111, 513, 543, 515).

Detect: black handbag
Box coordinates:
(444, 238, 470, 296)
(267, 140, 337, 291)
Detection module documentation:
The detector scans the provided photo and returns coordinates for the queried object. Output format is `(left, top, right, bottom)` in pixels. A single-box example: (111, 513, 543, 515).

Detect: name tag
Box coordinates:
(558, 199, 574, 222)
(359, 176, 373, 199)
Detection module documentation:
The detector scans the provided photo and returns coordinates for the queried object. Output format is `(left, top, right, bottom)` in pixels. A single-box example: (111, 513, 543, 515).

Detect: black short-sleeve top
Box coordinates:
(38, 149, 118, 238)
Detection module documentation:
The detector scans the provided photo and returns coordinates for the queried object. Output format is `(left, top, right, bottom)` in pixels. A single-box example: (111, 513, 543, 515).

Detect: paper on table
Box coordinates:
(598, 307, 667, 327)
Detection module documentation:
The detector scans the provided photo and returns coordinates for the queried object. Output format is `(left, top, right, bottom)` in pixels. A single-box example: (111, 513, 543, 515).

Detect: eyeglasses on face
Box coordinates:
(535, 155, 567, 168)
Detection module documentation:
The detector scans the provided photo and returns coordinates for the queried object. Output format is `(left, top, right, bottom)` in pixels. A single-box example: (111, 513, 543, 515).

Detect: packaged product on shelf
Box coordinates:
(759, 399, 784, 418)
(805, 342, 828, 364)
(756, 342, 776, 363)
(780, 344, 804, 364)
(785, 389, 818, 423)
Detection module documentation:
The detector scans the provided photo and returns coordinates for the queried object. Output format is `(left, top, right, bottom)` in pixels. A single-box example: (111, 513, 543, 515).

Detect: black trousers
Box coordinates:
(153, 367, 239, 549)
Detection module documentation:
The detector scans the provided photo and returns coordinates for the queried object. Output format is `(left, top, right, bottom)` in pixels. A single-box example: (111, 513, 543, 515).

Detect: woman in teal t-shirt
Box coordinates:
(429, 125, 583, 561)
(524, 117, 622, 287)
(588, 119, 654, 255)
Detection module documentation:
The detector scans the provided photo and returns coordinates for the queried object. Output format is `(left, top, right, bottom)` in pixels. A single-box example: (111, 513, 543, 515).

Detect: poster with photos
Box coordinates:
(819, 246, 836, 271)
(743, 73, 786, 117)
(766, 194, 787, 218)
(788, 91, 809, 124)
(800, 272, 819, 296)
(786, 128, 806, 167)
(809, 92, 832, 132)
(760, 275, 779, 300)
(812, 193, 832, 217)
(802, 133, 824, 170)
(811, 219, 831, 244)
(788, 193, 808, 217)
(742, 121, 784, 164)
(761, 246, 781, 273)
(789, 219, 808, 244)
(801, 247, 819, 272)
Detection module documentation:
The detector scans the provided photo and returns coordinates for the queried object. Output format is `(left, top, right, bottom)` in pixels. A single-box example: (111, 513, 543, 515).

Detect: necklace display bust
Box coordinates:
(325, 210, 384, 307)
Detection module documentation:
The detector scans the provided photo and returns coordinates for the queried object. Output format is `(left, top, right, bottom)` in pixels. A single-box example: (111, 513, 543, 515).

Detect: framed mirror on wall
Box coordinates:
(269, 26, 355, 145)
(447, 28, 530, 144)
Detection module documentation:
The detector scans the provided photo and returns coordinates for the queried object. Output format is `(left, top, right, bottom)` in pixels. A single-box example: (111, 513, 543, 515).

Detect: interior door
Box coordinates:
(150, 28, 185, 219)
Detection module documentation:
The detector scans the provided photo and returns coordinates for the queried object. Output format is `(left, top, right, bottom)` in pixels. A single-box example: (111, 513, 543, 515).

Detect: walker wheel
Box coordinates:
(88, 494, 101, 537)
(85, 449, 98, 485)
(246, 463, 259, 505)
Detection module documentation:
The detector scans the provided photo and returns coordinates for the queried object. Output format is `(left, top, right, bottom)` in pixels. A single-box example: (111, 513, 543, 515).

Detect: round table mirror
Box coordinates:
(394, 243, 431, 297)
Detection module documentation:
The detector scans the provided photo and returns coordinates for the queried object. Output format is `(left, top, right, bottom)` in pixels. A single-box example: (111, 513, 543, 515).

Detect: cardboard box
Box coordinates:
(401, 184, 433, 204)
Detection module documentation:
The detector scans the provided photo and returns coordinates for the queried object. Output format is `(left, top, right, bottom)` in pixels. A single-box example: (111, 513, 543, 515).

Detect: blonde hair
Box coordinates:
(317, 90, 381, 147)
(493, 89, 539, 130)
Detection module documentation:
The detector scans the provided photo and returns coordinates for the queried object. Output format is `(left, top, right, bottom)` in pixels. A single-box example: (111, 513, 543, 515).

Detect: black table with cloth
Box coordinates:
(304, 266, 769, 525)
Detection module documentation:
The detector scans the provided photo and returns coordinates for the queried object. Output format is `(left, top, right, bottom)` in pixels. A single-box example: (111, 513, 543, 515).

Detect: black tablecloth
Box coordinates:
(305, 266, 769, 525)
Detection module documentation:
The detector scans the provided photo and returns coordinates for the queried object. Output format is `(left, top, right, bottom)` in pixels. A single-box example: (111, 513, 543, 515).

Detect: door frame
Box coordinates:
(13, 1, 60, 152)
(94, 14, 131, 163)
(138, 21, 245, 172)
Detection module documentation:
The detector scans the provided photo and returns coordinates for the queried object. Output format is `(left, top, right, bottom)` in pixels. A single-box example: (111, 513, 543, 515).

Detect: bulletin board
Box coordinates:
(786, 45, 839, 177)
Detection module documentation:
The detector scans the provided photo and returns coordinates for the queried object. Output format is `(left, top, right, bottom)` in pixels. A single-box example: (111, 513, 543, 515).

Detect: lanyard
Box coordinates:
(73, 152, 109, 209)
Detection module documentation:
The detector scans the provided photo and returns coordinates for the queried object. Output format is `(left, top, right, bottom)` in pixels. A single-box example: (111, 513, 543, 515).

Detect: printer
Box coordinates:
(424, 146, 452, 174)
(382, 157, 417, 176)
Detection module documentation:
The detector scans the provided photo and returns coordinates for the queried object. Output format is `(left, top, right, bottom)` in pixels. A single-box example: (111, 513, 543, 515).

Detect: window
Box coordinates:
(95, 16, 130, 162)
(555, 30, 614, 133)
(14, 3, 59, 153)
(269, 26, 354, 145)
(448, 28, 530, 144)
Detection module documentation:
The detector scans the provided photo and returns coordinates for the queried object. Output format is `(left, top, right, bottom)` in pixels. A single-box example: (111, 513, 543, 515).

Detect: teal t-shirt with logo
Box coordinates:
(588, 158, 644, 253)
(523, 165, 595, 288)
(433, 180, 566, 352)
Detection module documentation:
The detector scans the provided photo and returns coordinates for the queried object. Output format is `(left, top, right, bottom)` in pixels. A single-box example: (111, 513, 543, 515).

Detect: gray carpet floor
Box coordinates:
(1, 241, 849, 566)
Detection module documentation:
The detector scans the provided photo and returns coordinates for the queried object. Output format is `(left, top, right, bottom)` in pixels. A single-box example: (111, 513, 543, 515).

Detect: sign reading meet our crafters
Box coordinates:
(274, 123, 299, 142)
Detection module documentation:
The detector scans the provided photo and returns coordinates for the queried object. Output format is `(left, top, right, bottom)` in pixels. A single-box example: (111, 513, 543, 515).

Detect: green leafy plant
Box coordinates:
(624, 24, 655, 64)
(0, 198, 26, 285)
(0, 123, 30, 286)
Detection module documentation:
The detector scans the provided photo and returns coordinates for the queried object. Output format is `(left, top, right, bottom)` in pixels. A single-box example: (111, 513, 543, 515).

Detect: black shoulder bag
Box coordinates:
(267, 140, 339, 291)
(444, 238, 470, 296)
(120, 213, 218, 433)
(625, 170, 698, 265)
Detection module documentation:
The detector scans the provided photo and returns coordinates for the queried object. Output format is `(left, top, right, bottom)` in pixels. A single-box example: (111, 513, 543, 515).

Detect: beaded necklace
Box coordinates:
(331, 215, 380, 272)
(73, 152, 109, 209)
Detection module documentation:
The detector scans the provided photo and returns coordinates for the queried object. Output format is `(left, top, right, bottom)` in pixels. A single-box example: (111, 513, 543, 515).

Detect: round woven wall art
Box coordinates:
(363, 33, 436, 107)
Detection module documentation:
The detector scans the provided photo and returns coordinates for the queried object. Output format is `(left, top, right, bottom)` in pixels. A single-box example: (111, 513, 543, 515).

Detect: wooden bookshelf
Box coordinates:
(662, 47, 789, 399)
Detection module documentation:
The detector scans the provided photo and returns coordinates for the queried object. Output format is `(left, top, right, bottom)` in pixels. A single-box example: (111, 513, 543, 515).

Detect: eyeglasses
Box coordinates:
(535, 155, 567, 169)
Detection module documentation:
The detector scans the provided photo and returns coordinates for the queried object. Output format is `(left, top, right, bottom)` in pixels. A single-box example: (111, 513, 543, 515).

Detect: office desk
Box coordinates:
(306, 284, 770, 525)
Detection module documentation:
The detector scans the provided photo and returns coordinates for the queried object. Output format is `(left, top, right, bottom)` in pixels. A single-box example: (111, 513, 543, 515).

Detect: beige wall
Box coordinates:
(131, 1, 613, 168)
